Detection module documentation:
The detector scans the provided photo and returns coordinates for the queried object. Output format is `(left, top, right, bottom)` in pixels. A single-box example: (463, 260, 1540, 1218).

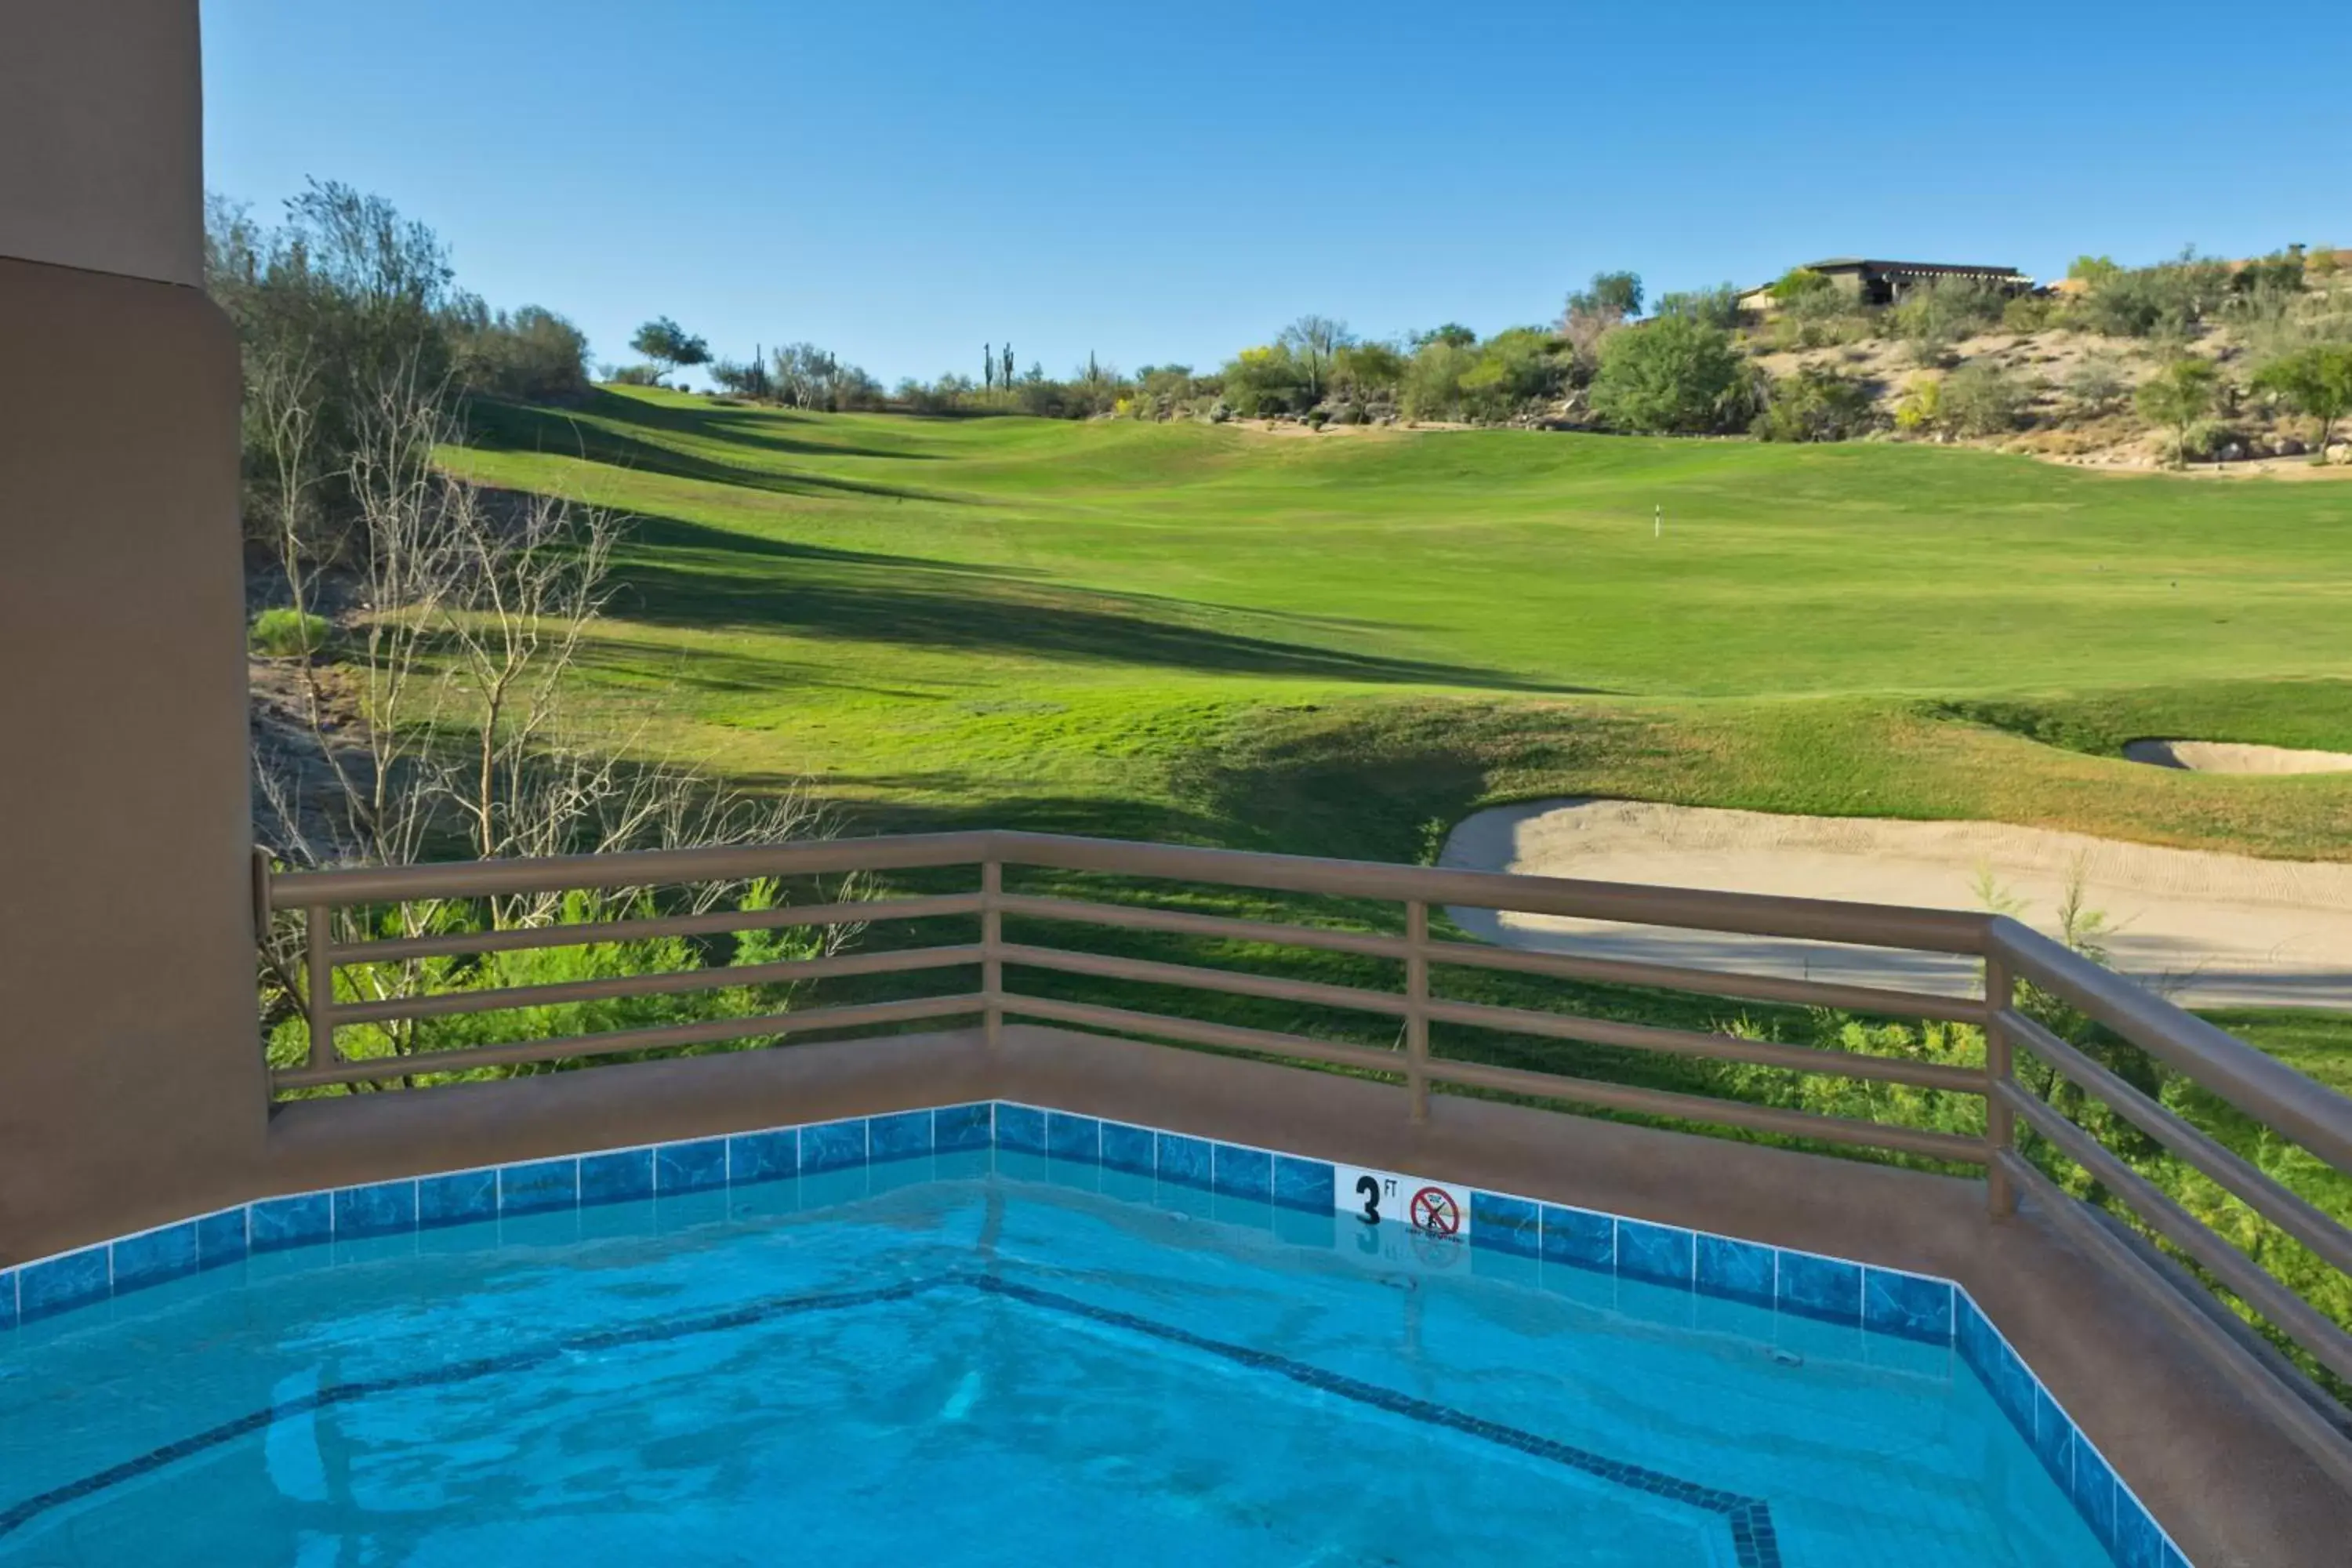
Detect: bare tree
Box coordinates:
(251, 365, 859, 1076)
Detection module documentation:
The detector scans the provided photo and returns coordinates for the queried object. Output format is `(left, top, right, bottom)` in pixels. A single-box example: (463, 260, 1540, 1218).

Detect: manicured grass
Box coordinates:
(445, 387, 2352, 859)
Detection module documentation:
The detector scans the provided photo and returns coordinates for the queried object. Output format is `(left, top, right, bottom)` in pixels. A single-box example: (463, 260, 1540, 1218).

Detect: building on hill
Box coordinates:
(1740, 258, 2033, 312)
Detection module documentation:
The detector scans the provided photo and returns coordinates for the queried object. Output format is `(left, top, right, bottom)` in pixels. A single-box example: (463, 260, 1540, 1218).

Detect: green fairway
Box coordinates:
(445, 386, 2352, 859)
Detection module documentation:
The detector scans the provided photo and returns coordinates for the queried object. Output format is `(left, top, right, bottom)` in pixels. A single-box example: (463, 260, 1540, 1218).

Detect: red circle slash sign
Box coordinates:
(1409, 1185, 1461, 1236)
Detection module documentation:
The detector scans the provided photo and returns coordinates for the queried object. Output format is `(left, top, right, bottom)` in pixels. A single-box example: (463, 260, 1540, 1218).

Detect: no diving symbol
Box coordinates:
(1408, 1185, 1461, 1237)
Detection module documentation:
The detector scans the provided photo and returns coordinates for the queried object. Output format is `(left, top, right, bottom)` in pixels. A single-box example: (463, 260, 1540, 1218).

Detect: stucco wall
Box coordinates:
(0, 0, 204, 285)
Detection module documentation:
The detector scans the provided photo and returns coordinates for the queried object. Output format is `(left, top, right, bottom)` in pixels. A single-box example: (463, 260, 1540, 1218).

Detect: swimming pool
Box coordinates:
(0, 1103, 2179, 1565)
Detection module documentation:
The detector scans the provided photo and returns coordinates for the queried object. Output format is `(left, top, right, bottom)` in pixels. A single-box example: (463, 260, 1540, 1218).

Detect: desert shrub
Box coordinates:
(1588, 316, 1757, 434)
(2078, 252, 2233, 338)
(1653, 284, 1744, 329)
(1939, 362, 2036, 436)
(1893, 376, 1941, 432)
(2252, 344, 2352, 456)
(249, 608, 335, 659)
(1221, 343, 1308, 417)
(1754, 366, 1878, 442)
(2002, 294, 2058, 332)
(1400, 339, 1477, 421)
(1457, 327, 1570, 422)
(2063, 354, 2129, 416)
(605, 363, 663, 387)
(1893, 278, 2009, 365)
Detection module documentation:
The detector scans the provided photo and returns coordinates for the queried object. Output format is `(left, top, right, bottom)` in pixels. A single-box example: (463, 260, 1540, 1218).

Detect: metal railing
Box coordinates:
(261, 827, 2352, 1486)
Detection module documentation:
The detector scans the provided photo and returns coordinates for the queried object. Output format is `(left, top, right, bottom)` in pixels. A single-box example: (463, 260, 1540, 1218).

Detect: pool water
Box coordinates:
(0, 1149, 2109, 1566)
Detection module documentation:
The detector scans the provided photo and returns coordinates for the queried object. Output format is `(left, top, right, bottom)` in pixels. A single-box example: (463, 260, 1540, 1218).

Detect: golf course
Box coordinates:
(447, 386, 2352, 855)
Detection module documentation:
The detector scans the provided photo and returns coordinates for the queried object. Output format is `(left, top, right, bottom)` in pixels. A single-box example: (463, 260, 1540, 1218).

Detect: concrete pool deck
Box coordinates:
(1442, 798, 2352, 1010)
(230, 1025, 2352, 1568)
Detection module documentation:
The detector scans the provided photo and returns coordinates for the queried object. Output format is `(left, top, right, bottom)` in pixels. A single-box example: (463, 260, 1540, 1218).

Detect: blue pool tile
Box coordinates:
(934, 1102, 994, 1153)
(1617, 1219, 1696, 1287)
(111, 1222, 201, 1294)
(996, 1103, 1047, 1155)
(580, 1149, 655, 1205)
(1777, 1250, 1863, 1326)
(1100, 1121, 1156, 1175)
(1956, 1294, 1998, 1377)
(2030, 1383, 2076, 1493)
(332, 1181, 418, 1241)
(655, 1138, 729, 1195)
(2072, 1443, 2120, 1553)
(1695, 1234, 1776, 1306)
(1864, 1268, 1953, 1344)
(1541, 1206, 1614, 1270)
(20, 1247, 110, 1321)
(194, 1208, 249, 1269)
(2159, 1538, 2190, 1568)
(250, 1192, 332, 1253)
(729, 1129, 801, 1184)
(1156, 1131, 1212, 1189)
(870, 1110, 934, 1163)
(800, 1119, 868, 1174)
(1470, 1191, 1541, 1256)
(1273, 1155, 1336, 1214)
(0, 1271, 15, 1331)
(1046, 1112, 1102, 1163)
(1981, 1341, 2037, 1443)
(1210, 1143, 1272, 1200)
(2114, 1492, 2165, 1568)
(419, 1169, 500, 1227)
(499, 1158, 579, 1215)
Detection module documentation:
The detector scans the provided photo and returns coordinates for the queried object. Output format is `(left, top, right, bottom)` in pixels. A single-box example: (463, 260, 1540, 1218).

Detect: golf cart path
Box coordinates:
(1440, 799, 2352, 1009)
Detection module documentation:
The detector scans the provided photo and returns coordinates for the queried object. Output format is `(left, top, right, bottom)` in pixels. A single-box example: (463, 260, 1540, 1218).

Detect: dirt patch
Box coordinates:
(1441, 797, 2352, 1007)
(2124, 739, 2352, 775)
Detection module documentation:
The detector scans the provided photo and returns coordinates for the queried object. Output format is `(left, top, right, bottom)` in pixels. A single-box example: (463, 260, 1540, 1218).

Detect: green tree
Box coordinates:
(1588, 316, 1754, 434)
(1568, 270, 1643, 321)
(2253, 345, 2352, 459)
(2135, 358, 2220, 467)
(629, 316, 710, 384)
(1221, 343, 1308, 417)
(1410, 323, 1478, 350)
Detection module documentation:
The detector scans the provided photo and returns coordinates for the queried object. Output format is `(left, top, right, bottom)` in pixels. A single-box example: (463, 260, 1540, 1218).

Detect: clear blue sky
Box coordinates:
(202, 0, 2349, 386)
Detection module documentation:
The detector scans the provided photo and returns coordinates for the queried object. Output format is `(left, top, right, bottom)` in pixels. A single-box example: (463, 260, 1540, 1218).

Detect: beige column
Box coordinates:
(0, 0, 267, 1259)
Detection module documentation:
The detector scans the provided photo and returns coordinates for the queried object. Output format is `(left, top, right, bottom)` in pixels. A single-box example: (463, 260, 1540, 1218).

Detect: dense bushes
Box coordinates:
(1588, 316, 1755, 434)
(1754, 366, 1877, 441)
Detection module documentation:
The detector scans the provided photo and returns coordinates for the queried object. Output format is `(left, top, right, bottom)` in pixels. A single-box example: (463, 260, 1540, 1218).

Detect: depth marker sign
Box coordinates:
(1334, 1164, 1470, 1237)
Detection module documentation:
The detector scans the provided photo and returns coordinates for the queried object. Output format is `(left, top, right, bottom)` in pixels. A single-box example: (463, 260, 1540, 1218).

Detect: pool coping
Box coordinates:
(4, 1093, 2180, 1566)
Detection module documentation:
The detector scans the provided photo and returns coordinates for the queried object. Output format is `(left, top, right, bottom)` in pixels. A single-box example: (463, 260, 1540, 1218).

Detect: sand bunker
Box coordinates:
(1441, 798, 2352, 1008)
(2123, 739, 2352, 775)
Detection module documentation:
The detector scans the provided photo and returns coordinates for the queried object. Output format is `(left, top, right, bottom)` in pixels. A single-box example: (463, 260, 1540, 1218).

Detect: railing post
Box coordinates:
(1984, 950, 2017, 1218)
(1406, 898, 1430, 1123)
(982, 858, 1004, 1050)
(304, 903, 335, 1072)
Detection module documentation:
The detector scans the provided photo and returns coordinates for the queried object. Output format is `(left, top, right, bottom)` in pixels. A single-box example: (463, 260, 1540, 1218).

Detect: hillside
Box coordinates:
(434, 387, 2352, 861)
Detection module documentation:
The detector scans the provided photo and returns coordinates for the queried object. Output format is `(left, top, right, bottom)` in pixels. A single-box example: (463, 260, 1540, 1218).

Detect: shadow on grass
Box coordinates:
(462, 394, 971, 505)
(613, 550, 1581, 691)
(597, 511, 1584, 693)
